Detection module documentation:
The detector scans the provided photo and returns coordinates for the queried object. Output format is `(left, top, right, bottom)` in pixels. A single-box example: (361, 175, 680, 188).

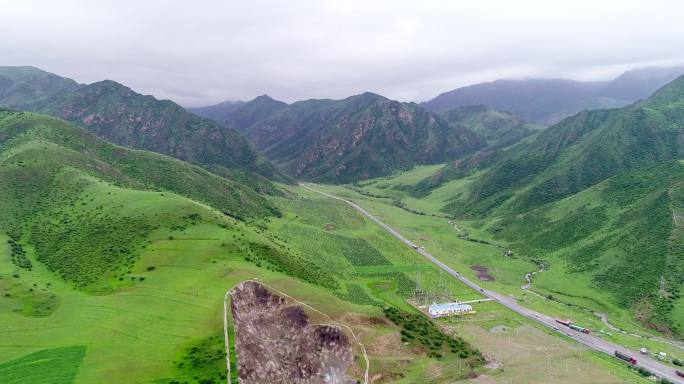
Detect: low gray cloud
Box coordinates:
(2, 0, 683, 106)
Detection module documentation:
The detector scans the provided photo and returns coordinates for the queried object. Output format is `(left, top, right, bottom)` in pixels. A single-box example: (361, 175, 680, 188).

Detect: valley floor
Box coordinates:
(0, 183, 675, 383)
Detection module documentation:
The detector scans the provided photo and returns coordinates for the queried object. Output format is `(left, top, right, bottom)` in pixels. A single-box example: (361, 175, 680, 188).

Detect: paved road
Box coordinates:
(301, 184, 684, 383)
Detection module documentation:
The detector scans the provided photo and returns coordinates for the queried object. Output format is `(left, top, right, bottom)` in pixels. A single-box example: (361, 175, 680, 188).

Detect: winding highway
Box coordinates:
(301, 184, 684, 384)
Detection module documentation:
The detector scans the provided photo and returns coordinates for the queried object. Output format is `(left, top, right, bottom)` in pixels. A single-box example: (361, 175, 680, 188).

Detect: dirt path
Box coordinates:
(223, 289, 232, 384)
(522, 263, 544, 290)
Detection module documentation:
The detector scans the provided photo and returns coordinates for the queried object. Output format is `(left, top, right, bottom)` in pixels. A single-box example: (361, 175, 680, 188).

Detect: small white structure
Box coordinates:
(428, 302, 473, 318)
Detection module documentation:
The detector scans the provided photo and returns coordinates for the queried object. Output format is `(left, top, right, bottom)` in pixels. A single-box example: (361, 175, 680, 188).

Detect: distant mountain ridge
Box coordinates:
(0, 66, 290, 187)
(215, 92, 487, 183)
(190, 95, 288, 129)
(187, 99, 245, 123)
(423, 66, 684, 125)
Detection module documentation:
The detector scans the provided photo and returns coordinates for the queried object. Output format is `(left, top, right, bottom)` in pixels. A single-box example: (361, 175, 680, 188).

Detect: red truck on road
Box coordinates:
(614, 351, 637, 365)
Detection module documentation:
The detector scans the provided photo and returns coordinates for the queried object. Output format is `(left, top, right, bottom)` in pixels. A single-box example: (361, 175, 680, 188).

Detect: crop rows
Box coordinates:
(334, 284, 382, 306)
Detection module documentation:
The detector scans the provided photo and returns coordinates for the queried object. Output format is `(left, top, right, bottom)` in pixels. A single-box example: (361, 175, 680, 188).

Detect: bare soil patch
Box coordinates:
(470, 265, 495, 281)
(230, 281, 355, 384)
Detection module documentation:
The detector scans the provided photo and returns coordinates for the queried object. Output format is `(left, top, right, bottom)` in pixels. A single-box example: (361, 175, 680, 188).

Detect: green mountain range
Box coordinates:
(0, 66, 290, 188)
(2, 62, 682, 382)
(0, 108, 283, 285)
(396, 75, 684, 335)
(0, 108, 486, 383)
(194, 92, 488, 183)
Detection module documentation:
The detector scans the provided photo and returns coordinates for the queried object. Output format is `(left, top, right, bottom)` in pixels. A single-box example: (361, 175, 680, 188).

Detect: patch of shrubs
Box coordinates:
(7, 235, 32, 270)
(245, 242, 339, 290)
(334, 284, 382, 306)
(362, 272, 414, 297)
(383, 306, 484, 365)
(171, 334, 227, 384)
(391, 199, 428, 216)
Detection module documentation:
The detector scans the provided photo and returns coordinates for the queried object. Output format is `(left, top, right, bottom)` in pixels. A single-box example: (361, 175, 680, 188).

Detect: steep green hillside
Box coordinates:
(0, 108, 489, 382)
(414, 75, 684, 217)
(0, 109, 280, 225)
(0, 117, 650, 383)
(0, 66, 290, 186)
(490, 162, 684, 335)
(237, 92, 486, 183)
(365, 75, 684, 335)
(439, 105, 543, 148)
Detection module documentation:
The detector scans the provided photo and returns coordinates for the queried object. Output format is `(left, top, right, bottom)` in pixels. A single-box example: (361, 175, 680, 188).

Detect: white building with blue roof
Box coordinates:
(428, 302, 473, 318)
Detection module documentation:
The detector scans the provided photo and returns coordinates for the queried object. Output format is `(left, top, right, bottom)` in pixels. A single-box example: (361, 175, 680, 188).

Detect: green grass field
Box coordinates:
(315, 167, 684, 368)
(0, 120, 671, 384)
(1, 181, 656, 383)
(0, 346, 86, 384)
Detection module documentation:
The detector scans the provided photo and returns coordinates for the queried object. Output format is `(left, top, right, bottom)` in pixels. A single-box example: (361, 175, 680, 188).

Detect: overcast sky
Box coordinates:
(2, 0, 684, 106)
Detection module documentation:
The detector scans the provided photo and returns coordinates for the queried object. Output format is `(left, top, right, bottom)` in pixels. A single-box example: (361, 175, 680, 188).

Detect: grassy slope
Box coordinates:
(491, 163, 683, 328)
(374, 76, 684, 338)
(0, 111, 483, 383)
(329, 165, 684, 359)
(0, 110, 659, 383)
(0, 109, 279, 223)
(0, 178, 646, 383)
(0, 346, 86, 384)
(0, 181, 484, 383)
(0, 67, 290, 185)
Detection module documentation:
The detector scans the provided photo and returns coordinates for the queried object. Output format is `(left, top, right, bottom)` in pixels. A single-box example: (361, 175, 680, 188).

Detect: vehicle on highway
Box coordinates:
(614, 351, 637, 365)
(308, 186, 681, 384)
(555, 319, 590, 334)
(676, 370, 684, 378)
(569, 323, 590, 334)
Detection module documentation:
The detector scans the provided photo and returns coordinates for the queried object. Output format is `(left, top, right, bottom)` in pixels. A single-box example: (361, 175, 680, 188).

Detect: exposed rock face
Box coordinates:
(230, 281, 354, 384)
